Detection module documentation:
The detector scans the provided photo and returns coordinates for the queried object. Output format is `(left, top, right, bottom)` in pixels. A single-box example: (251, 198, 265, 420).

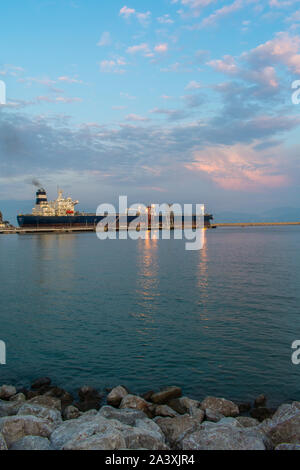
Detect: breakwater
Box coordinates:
(1, 221, 300, 234)
(213, 222, 300, 228)
(0, 379, 299, 450)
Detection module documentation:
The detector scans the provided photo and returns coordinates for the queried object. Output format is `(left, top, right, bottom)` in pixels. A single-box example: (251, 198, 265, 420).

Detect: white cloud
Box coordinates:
(201, 0, 243, 28)
(126, 43, 150, 54)
(97, 32, 112, 47)
(185, 80, 202, 90)
(157, 14, 174, 24)
(119, 6, 136, 18)
(125, 114, 150, 122)
(120, 5, 151, 25)
(100, 58, 126, 74)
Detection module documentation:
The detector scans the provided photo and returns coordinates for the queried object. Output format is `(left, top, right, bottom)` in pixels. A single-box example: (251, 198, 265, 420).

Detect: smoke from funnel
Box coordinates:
(31, 178, 42, 188)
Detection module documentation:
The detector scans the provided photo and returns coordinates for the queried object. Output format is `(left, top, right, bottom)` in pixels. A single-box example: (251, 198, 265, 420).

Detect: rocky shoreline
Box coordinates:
(0, 379, 299, 450)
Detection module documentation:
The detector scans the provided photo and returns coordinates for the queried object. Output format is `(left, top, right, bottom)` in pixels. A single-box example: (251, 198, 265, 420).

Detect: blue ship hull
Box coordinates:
(17, 214, 137, 228)
(17, 213, 214, 229)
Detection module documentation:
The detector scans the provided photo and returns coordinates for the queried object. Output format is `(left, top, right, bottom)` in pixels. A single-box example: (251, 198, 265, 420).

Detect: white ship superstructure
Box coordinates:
(32, 189, 79, 217)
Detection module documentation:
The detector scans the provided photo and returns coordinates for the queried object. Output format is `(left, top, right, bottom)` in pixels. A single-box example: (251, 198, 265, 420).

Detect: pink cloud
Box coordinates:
(244, 32, 300, 74)
(119, 6, 135, 18)
(201, 0, 243, 27)
(154, 43, 168, 53)
(185, 143, 290, 191)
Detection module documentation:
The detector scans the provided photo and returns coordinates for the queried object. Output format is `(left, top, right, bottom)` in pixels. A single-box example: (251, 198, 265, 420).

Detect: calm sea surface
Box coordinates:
(1, 227, 300, 405)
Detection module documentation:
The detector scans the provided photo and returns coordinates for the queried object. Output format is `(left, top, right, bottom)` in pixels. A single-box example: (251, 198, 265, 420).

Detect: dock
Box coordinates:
(212, 222, 300, 228)
(1, 221, 300, 235)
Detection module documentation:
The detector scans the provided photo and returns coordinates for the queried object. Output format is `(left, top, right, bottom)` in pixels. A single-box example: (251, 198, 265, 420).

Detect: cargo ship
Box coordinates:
(17, 188, 213, 229)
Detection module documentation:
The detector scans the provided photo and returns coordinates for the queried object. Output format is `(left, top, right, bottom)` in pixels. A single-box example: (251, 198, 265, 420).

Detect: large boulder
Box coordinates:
(201, 397, 239, 418)
(151, 387, 182, 405)
(189, 407, 205, 423)
(120, 395, 150, 414)
(63, 428, 126, 450)
(155, 415, 199, 448)
(151, 405, 179, 418)
(50, 412, 102, 449)
(236, 416, 260, 428)
(9, 393, 26, 403)
(122, 427, 169, 450)
(0, 415, 52, 447)
(10, 436, 53, 450)
(99, 406, 148, 426)
(76, 386, 102, 412)
(0, 394, 26, 418)
(259, 403, 300, 447)
(0, 385, 17, 400)
(43, 388, 73, 408)
(31, 377, 52, 390)
(17, 403, 62, 430)
(168, 397, 201, 415)
(63, 405, 81, 421)
(27, 395, 61, 411)
(99, 406, 165, 443)
(51, 411, 166, 451)
(250, 407, 275, 422)
(181, 424, 266, 450)
(254, 395, 267, 408)
(205, 408, 224, 423)
(107, 386, 128, 407)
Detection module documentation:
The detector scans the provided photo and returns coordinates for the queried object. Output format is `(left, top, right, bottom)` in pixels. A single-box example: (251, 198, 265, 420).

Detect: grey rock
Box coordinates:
(201, 396, 239, 418)
(99, 406, 165, 442)
(31, 377, 51, 390)
(151, 387, 182, 405)
(27, 395, 61, 411)
(50, 414, 125, 450)
(122, 427, 169, 450)
(181, 424, 266, 450)
(238, 402, 252, 413)
(152, 405, 179, 418)
(250, 407, 275, 422)
(107, 386, 128, 407)
(10, 436, 53, 450)
(189, 407, 205, 423)
(78, 385, 99, 400)
(9, 393, 26, 403)
(63, 429, 126, 450)
(17, 403, 62, 430)
(63, 405, 81, 420)
(0, 415, 52, 447)
(0, 385, 17, 400)
(205, 408, 224, 422)
(134, 417, 165, 442)
(168, 396, 201, 415)
(254, 394, 267, 408)
(0, 432, 7, 450)
(236, 416, 260, 428)
(216, 417, 242, 427)
(259, 403, 300, 447)
(0, 394, 26, 418)
(99, 406, 148, 426)
(120, 395, 150, 413)
(155, 415, 199, 447)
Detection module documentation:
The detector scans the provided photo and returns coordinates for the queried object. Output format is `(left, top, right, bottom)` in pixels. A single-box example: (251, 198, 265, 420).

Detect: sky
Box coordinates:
(0, 0, 300, 220)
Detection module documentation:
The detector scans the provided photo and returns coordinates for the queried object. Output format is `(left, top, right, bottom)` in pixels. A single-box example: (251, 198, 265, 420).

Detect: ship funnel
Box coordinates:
(36, 188, 48, 205)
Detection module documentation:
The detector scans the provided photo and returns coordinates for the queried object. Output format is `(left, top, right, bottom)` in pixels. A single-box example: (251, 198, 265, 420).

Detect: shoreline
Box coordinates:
(0, 378, 300, 450)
